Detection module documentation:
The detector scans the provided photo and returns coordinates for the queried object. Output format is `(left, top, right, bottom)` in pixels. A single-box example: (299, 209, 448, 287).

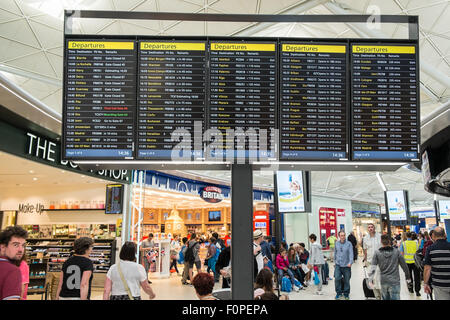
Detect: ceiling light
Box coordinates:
(29, 170, 34, 174)
(33, 177, 38, 181)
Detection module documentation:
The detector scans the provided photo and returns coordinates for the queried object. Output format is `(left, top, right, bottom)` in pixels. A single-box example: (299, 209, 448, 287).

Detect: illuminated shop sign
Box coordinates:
(200, 186, 224, 203)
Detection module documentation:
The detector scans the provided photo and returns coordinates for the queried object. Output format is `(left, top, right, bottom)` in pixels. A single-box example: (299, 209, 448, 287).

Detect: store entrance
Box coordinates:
(129, 170, 273, 299)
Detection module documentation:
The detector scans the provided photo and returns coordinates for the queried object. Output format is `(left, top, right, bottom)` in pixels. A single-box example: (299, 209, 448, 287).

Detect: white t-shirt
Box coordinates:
(363, 233, 382, 264)
(253, 242, 264, 272)
(107, 260, 147, 297)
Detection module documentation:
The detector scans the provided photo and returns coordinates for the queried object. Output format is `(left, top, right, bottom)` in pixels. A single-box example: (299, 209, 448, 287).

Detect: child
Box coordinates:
(276, 248, 300, 292)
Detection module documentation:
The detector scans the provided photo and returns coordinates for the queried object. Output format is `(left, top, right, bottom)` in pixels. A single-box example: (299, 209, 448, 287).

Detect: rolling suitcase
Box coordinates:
(362, 266, 376, 299)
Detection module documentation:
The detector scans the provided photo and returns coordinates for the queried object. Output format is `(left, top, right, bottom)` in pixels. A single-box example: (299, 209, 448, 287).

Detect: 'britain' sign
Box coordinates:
(200, 186, 224, 203)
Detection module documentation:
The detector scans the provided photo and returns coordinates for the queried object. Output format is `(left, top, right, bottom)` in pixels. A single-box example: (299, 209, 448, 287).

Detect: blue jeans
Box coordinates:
(334, 265, 351, 297)
(278, 268, 296, 286)
(380, 284, 400, 300)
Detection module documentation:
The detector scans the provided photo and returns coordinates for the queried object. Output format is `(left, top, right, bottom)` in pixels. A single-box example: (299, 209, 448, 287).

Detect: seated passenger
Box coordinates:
(276, 248, 300, 292)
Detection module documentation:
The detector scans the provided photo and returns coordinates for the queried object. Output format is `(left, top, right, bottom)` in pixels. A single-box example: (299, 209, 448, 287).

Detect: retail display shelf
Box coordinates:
(30, 276, 46, 280)
(28, 289, 45, 293)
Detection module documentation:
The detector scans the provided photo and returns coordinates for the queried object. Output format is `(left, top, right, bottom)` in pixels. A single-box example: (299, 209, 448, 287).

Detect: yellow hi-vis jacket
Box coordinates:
(402, 240, 418, 264)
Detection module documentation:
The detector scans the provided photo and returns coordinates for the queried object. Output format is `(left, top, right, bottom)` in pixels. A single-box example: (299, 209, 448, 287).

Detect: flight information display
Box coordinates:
(64, 39, 136, 159)
(208, 42, 277, 160)
(280, 42, 348, 160)
(62, 36, 421, 163)
(137, 41, 206, 160)
(351, 43, 419, 161)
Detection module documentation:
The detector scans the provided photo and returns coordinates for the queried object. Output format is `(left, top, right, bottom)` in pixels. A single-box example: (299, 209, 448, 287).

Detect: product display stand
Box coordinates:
(148, 239, 170, 279)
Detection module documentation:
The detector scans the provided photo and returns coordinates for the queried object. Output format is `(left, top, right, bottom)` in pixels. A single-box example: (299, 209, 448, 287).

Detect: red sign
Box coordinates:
(337, 209, 345, 217)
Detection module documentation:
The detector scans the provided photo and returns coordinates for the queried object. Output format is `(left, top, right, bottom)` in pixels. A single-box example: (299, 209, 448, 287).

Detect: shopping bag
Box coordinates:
(314, 271, 320, 285)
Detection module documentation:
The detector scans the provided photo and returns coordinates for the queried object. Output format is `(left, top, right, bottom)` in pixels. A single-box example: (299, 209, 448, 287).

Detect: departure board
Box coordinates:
(208, 42, 277, 160)
(280, 43, 348, 160)
(351, 43, 419, 161)
(137, 41, 206, 160)
(62, 36, 421, 164)
(64, 39, 136, 159)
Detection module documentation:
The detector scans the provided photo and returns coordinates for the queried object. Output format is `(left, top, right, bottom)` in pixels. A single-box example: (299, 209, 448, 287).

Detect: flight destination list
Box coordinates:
(280, 43, 348, 160)
(208, 42, 277, 159)
(137, 41, 206, 160)
(64, 40, 136, 159)
(351, 44, 419, 161)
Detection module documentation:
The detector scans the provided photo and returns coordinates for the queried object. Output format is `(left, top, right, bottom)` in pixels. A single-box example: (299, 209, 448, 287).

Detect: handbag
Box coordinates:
(117, 261, 134, 300)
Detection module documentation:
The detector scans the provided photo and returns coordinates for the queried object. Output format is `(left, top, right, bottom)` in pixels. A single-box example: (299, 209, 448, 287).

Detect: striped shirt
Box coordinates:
(424, 239, 450, 289)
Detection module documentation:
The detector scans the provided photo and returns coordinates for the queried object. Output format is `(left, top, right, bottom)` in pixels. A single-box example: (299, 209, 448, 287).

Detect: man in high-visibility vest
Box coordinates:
(400, 231, 421, 296)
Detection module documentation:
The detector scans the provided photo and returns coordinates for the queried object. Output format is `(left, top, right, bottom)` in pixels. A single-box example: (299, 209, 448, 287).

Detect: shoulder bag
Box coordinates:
(117, 261, 134, 300)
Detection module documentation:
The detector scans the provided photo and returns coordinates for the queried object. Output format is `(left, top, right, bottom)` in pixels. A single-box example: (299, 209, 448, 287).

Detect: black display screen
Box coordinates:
(105, 184, 124, 214)
(62, 37, 420, 163)
(63, 39, 136, 159)
(208, 41, 277, 160)
(280, 42, 348, 160)
(351, 43, 419, 161)
(136, 40, 206, 160)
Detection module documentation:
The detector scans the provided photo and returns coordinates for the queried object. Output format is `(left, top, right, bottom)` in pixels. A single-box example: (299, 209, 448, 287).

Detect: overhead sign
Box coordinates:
(351, 44, 419, 161)
(280, 42, 348, 160)
(386, 190, 408, 221)
(276, 171, 305, 212)
(438, 200, 450, 220)
(62, 37, 420, 163)
(200, 186, 224, 203)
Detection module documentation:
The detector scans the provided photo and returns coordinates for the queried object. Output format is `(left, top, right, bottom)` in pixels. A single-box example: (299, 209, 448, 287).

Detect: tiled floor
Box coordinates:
(28, 257, 428, 300)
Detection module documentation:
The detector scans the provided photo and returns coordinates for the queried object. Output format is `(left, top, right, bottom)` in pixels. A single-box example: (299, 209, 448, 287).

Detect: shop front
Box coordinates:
(0, 117, 131, 296)
(127, 170, 273, 279)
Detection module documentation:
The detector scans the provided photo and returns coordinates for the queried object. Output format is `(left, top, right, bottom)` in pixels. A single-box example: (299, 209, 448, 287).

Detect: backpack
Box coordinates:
(184, 242, 197, 264)
(178, 245, 185, 264)
(281, 276, 292, 293)
(414, 249, 425, 272)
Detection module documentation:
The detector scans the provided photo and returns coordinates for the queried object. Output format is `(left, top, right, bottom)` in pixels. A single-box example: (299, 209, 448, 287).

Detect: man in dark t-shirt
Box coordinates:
(56, 237, 94, 300)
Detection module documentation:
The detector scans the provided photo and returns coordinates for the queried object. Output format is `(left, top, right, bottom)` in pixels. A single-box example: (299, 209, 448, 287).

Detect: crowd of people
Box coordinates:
(1, 224, 449, 301)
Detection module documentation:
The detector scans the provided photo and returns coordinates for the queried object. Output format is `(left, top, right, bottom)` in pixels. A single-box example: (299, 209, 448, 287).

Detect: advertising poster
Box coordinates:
(386, 191, 407, 221)
(276, 171, 305, 212)
(439, 200, 450, 220)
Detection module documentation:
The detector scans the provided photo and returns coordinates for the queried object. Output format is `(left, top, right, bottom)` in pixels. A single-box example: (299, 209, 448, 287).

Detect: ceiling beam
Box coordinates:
(230, 0, 330, 36)
(0, 64, 61, 87)
(324, 2, 450, 96)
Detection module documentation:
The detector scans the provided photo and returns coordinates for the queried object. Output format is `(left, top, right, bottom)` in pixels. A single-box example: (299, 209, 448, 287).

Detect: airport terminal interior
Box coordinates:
(0, 0, 449, 301)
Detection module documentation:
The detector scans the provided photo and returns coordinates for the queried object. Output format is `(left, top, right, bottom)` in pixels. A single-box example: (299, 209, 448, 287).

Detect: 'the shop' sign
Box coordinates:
(26, 132, 129, 182)
(200, 186, 224, 203)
